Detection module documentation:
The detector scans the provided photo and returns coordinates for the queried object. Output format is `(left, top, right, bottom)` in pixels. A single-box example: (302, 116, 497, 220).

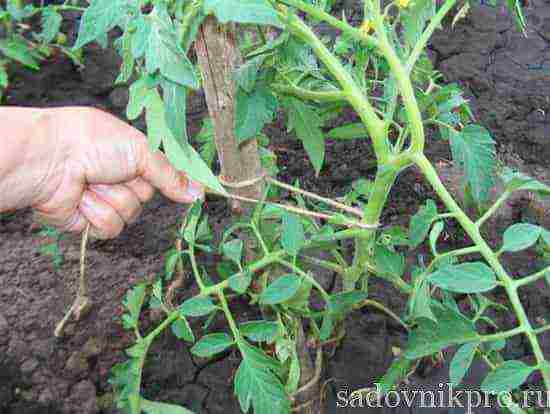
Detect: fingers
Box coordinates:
(79, 191, 125, 240)
(125, 177, 155, 203)
(137, 146, 204, 204)
(36, 184, 145, 240)
(89, 184, 143, 225)
(34, 207, 88, 234)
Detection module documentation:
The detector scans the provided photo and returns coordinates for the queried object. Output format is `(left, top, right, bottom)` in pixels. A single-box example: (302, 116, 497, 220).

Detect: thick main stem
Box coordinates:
(413, 153, 550, 390)
(345, 168, 397, 290)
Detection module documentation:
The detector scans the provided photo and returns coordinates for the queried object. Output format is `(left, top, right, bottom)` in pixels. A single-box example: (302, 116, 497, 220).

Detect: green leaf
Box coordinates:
(145, 7, 199, 88)
(171, 318, 195, 343)
(401, 0, 435, 48)
(221, 239, 244, 266)
(327, 123, 368, 140)
(260, 274, 302, 305)
(286, 350, 301, 395)
(162, 132, 225, 194)
(0, 39, 39, 69)
(328, 291, 368, 315)
(240, 321, 279, 343)
(409, 279, 436, 322)
(141, 397, 195, 414)
(374, 244, 405, 278)
(115, 32, 135, 85)
(449, 342, 478, 387)
(501, 168, 550, 197)
(428, 262, 497, 293)
(131, 15, 151, 59)
(74, 0, 128, 49)
(183, 202, 202, 244)
(501, 223, 541, 253)
(228, 272, 252, 294)
(409, 199, 438, 248)
(164, 248, 180, 279)
(235, 55, 265, 93)
(0, 64, 8, 89)
(203, 0, 282, 27)
(234, 357, 290, 414)
(121, 283, 147, 330)
(144, 88, 167, 151)
(180, 296, 218, 317)
(235, 84, 277, 144)
(238, 338, 282, 374)
(190, 333, 234, 358)
(481, 360, 535, 394)
(450, 124, 496, 203)
(40, 7, 63, 43)
(127, 77, 150, 120)
(377, 356, 413, 395)
(281, 212, 306, 257)
(163, 80, 188, 145)
(319, 312, 333, 341)
(429, 221, 444, 255)
(404, 304, 479, 359)
(285, 98, 325, 175)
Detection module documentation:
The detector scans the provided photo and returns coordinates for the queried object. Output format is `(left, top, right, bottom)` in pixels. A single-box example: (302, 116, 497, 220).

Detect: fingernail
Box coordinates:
(187, 180, 204, 201)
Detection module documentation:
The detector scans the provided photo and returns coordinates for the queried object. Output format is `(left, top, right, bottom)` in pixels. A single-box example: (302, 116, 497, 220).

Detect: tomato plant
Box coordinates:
(6, 0, 550, 412)
(0, 0, 86, 100)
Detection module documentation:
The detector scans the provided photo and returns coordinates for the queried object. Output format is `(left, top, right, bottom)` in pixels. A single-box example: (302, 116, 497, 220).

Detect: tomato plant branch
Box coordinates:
(299, 254, 345, 275)
(271, 83, 346, 103)
(276, 259, 331, 303)
(274, 0, 378, 49)
(189, 243, 206, 292)
(425, 245, 481, 275)
(476, 191, 511, 229)
(406, 0, 457, 73)
(371, 10, 425, 154)
(278, 6, 388, 159)
(356, 299, 409, 331)
(514, 266, 550, 288)
(412, 152, 550, 390)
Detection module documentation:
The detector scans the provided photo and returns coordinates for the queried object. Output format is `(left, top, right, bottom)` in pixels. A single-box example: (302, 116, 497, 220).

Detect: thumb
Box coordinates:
(136, 137, 204, 203)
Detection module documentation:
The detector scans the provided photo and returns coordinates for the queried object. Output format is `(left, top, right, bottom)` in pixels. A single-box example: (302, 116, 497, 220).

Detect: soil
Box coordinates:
(0, 2, 549, 413)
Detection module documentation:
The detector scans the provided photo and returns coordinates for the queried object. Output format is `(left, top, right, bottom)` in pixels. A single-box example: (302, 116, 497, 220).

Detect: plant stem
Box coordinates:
(372, 11, 425, 154)
(218, 291, 240, 339)
(406, 0, 457, 72)
(299, 254, 344, 275)
(476, 191, 510, 229)
(189, 243, 206, 292)
(412, 152, 550, 390)
(271, 83, 346, 102)
(346, 169, 397, 290)
(425, 245, 480, 274)
(356, 299, 409, 331)
(277, 259, 331, 303)
(514, 266, 550, 288)
(275, 0, 378, 49)
(279, 7, 388, 159)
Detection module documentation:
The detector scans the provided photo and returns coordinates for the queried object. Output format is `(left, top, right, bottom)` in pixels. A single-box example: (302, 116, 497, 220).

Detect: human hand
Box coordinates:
(6, 107, 203, 239)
